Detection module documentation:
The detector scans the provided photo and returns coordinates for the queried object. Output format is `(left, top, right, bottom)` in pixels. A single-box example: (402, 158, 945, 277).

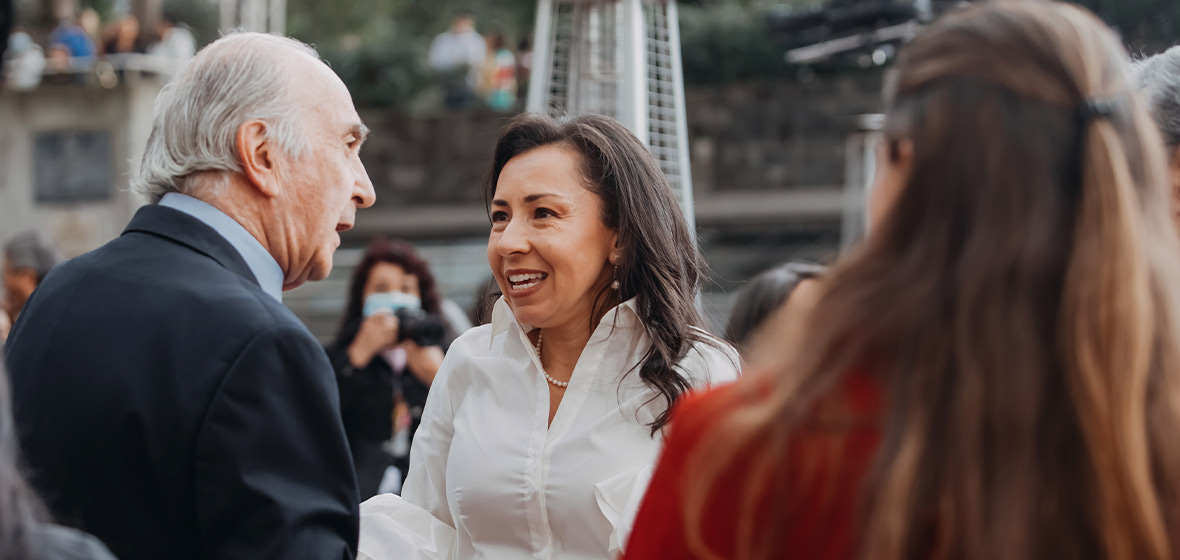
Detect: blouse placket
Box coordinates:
(515, 318, 618, 559)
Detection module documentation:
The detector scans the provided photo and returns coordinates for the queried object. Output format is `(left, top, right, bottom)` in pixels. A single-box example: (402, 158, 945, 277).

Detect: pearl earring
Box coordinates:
(610, 255, 620, 290)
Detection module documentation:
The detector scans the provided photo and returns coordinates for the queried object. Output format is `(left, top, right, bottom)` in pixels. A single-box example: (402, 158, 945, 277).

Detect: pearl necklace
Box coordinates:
(532, 330, 569, 389)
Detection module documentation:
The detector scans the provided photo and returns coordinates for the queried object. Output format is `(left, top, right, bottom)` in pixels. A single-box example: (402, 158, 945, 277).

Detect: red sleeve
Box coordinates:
(624, 384, 743, 559)
(624, 373, 882, 560)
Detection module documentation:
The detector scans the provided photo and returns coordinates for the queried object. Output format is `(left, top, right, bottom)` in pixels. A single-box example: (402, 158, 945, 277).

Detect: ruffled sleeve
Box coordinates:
(593, 465, 655, 557)
(358, 494, 456, 560)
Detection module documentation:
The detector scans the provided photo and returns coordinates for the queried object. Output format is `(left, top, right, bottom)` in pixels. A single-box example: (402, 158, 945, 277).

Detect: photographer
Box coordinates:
(327, 238, 450, 499)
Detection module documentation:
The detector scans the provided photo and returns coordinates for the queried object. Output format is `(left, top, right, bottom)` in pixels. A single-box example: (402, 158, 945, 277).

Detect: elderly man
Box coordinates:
(1, 230, 61, 338)
(1136, 46, 1180, 221)
(5, 32, 374, 559)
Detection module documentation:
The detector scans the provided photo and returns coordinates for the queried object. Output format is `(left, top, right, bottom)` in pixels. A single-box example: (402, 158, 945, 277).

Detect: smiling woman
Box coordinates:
(356, 113, 740, 560)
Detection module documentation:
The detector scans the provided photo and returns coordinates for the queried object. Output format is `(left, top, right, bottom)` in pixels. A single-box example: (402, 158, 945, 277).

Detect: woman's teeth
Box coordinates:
(509, 272, 547, 290)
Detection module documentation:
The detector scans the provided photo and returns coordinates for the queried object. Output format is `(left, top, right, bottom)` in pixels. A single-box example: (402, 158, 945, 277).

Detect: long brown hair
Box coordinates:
(683, 2, 1180, 559)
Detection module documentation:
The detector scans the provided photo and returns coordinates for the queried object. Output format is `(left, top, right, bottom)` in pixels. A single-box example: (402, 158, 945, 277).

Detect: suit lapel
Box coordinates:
(122, 204, 262, 288)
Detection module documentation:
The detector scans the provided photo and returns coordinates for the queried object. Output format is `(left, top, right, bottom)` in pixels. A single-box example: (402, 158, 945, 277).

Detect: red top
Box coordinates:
(623, 371, 883, 559)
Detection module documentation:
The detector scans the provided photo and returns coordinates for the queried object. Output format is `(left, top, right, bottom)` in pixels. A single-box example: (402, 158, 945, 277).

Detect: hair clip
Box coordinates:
(1079, 97, 1116, 123)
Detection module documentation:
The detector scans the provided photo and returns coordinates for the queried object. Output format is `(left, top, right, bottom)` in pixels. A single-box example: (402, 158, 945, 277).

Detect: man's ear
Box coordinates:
(236, 119, 282, 198)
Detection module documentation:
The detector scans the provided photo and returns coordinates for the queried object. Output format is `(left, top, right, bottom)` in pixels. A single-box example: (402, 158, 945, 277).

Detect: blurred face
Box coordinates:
(2, 261, 36, 320)
(363, 262, 420, 300)
(867, 137, 913, 232)
(276, 58, 376, 289)
(488, 145, 619, 332)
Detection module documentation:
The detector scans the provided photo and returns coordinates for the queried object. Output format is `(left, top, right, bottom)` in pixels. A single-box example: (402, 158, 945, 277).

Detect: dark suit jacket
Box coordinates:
(5, 204, 360, 560)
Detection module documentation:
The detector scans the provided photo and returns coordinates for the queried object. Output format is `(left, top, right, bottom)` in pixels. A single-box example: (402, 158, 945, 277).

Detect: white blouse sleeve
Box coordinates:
(597, 336, 740, 557)
(358, 352, 460, 560)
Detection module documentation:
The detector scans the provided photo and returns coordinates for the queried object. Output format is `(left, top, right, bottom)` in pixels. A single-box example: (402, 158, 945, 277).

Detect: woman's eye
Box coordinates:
(490, 211, 509, 223)
(535, 208, 556, 219)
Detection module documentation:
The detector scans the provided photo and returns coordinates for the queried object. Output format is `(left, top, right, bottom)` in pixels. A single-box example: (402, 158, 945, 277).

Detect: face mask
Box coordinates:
(9, 32, 33, 53)
(363, 291, 422, 318)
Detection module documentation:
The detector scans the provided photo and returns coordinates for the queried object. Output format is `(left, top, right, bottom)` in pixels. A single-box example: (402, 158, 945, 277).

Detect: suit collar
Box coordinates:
(122, 204, 260, 288)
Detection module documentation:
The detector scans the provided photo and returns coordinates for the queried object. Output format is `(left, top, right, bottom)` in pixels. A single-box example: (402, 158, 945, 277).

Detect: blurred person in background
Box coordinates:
(723, 261, 823, 363)
(5, 32, 374, 559)
(625, 2, 1180, 558)
(48, 14, 95, 58)
(358, 113, 739, 560)
(148, 10, 195, 61)
(327, 237, 448, 500)
(102, 14, 144, 55)
(2, 28, 44, 91)
(478, 30, 516, 111)
(0, 357, 116, 560)
(428, 13, 485, 111)
(78, 8, 101, 55)
(3, 230, 61, 327)
(1135, 45, 1180, 229)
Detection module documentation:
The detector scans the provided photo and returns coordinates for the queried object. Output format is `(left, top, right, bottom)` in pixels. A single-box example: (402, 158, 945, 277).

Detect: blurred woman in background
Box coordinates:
(625, 2, 1180, 559)
(724, 261, 823, 364)
(327, 237, 448, 499)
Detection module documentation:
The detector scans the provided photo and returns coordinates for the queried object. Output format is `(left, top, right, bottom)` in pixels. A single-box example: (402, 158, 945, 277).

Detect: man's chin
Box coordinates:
(282, 260, 332, 291)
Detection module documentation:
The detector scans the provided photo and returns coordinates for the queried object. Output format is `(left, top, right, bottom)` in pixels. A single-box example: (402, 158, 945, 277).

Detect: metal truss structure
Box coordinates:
(527, 0, 696, 233)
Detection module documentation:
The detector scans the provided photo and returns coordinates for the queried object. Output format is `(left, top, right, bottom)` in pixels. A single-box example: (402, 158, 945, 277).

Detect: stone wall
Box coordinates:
(349, 69, 885, 240)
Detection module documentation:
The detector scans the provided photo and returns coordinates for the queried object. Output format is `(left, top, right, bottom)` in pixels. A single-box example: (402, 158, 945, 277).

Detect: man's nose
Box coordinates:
(353, 162, 375, 208)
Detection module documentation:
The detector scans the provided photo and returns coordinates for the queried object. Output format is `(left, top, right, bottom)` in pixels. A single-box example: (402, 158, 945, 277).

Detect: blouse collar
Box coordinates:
(489, 296, 643, 349)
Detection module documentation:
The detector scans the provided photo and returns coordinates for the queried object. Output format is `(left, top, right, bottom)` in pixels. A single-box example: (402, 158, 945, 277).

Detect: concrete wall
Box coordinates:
(0, 78, 159, 258)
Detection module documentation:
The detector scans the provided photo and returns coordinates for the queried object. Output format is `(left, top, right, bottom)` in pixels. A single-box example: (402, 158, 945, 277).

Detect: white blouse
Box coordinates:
(358, 297, 739, 560)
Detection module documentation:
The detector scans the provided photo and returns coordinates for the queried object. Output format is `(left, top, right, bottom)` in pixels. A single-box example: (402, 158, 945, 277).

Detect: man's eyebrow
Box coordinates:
(348, 123, 371, 141)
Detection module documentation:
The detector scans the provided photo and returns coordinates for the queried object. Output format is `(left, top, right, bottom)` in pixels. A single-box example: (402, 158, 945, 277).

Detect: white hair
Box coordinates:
(1134, 45, 1180, 148)
(132, 32, 323, 203)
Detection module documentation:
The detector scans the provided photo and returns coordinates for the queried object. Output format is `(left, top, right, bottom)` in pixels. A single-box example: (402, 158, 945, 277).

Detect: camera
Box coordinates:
(393, 307, 446, 347)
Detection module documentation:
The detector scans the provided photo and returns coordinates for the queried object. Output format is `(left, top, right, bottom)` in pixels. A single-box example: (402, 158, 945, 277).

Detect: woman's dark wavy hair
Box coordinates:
(336, 237, 443, 341)
(486, 113, 713, 434)
(0, 358, 48, 560)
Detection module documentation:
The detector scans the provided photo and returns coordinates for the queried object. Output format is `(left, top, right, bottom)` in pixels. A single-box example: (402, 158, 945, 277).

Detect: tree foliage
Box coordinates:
(284, 0, 535, 109)
(141, 0, 1179, 109)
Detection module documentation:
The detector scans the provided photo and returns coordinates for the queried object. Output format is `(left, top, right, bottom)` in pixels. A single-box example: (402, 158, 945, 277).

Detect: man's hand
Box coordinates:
(347, 313, 399, 368)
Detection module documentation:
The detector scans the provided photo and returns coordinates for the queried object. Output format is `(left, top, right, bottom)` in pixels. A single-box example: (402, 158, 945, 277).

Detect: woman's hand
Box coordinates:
(401, 340, 444, 386)
(348, 312, 400, 368)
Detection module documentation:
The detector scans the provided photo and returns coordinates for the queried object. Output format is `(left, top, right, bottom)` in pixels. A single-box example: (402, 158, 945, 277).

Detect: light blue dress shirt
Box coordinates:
(158, 193, 284, 302)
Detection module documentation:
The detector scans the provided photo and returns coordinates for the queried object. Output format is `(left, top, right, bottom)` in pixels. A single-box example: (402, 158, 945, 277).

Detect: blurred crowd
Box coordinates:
(2, 7, 194, 90)
(428, 12, 531, 112)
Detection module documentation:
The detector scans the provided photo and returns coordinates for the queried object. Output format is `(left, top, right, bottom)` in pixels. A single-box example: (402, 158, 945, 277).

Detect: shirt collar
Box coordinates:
(158, 193, 284, 302)
(489, 296, 642, 349)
